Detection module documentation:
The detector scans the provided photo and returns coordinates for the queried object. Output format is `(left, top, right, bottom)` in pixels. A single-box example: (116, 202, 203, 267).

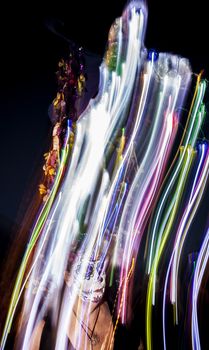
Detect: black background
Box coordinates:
(0, 0, 208, 257)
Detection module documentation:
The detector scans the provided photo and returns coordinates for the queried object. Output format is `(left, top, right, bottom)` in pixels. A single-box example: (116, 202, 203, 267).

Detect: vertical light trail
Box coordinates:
(191, 229, 209, 350)
(162, 143, 209, 349)
(146, 146, 195, 350)
(146, 79, 206, 275)
(0, 133, 70, 349)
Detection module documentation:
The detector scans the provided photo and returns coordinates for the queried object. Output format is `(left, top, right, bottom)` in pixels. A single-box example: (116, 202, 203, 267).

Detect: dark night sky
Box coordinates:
(0, 0, 208, 257)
